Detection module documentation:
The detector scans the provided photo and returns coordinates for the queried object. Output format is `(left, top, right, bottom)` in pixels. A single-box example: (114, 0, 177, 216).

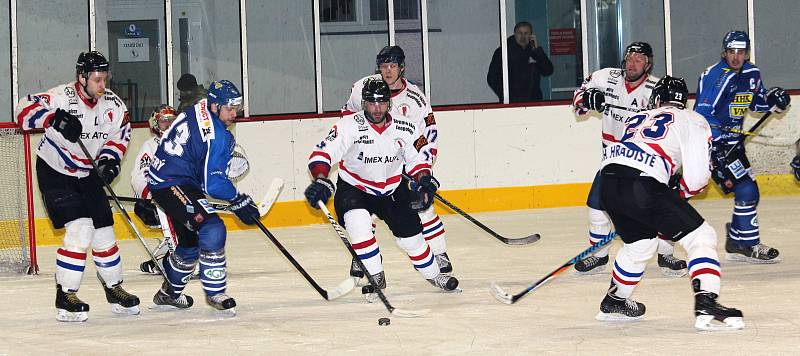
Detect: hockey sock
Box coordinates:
(395, 234, 439, 279)
(730, 200, 759, 247)
(610, 238, 657, 298)
(56, 218, 94, 292)
(344, 209, 383, 276)
(589, 208, 613, 258)
(656, 234, 676, 255)
(199, 249, 227, 296)
(92, 226, 123, 287)
(419, 206, 447, 255)
(678, 222, 721, 294)
(162, 247, 199, 298)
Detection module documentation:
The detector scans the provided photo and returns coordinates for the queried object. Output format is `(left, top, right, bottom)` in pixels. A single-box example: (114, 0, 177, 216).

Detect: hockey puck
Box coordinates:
(378, 317, 391, 326)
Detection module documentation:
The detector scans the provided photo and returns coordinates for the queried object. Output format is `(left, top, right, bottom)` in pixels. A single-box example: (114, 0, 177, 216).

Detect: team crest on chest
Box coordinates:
(397, 103, 411, 117)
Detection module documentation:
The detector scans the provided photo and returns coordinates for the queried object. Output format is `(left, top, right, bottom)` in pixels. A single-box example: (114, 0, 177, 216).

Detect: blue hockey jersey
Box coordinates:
(147, 99, 238, 201)
(693, 59, 770, 141)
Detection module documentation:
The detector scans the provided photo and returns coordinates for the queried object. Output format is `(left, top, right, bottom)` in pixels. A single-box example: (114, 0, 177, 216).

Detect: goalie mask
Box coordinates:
(148, 105, 177, 137)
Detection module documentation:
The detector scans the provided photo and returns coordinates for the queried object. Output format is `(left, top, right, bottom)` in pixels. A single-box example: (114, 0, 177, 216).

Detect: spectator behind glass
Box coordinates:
(487, 21, 554, 103)
(176, 73, 208, 113)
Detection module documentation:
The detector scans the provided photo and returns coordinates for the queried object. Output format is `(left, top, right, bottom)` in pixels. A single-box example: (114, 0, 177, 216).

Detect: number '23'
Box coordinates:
(621, 112, 674, 142)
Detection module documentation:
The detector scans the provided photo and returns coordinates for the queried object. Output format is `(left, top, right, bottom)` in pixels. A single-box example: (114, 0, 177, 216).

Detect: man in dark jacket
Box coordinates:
(487, 21, 554, 102)
(176, 73, 208, 113)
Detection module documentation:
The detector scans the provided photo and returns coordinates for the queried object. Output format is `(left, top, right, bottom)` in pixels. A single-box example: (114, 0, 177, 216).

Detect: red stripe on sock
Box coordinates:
(57, 248, 87, 260)
(352, 237, 377, 250)
(422, 216, 440, 227)
(690, 267, 721, 279)
(424, 229, 445, 241)
(612, 271, 639, 285)
(409, 246, 431, 261)
(92, 245, 119, 258)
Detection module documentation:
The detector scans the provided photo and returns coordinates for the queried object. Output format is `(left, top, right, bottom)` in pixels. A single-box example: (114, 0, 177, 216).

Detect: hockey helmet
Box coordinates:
(649, 75, 688, 109)
(376, 46, 405, 67)
(723, 31, 750, 50)
(76, 51, 110, 76)
(623, 42, 653, 64)
(149, 105, 177, 137)
(207, 80, 243, 110)
(362, 78, 391, 103)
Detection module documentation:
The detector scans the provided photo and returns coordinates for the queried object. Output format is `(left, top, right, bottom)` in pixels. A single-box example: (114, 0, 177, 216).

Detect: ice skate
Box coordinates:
(657, 253, 687, 277)
(151, 281, 194, 310)
(140, 259, 161, 274)
(574, 255, 609, 275)
(694, 280, 744, 331)
(349, 257, 365, 285)
(101, 284, 140, 316)
(435, 252, 453, 275)
(361, 271, 386, 303)
(206, 293, 237, 315)
(428, 273, 460, 293)
(595, 285, 645, 321)
(55, 284, 89, 322)
(725, 223, 780, 264)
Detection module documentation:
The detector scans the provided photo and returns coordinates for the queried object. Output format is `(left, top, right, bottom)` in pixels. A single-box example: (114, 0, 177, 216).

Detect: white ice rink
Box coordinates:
(2, 197, 799, 355)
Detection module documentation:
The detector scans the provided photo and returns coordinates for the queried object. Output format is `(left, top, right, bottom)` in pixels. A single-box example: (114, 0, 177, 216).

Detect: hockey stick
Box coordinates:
(317, 201, 429, 317)
(724, 112, 772, 159)
(253, 218, 355, 301)
(75, 139, 167, 279)
(111, 177, 284, 217)
(401, 173, 540, 245)
(604, 103, 641, 113)
(710, 125, 769, 138)
(490, 232, 617, 304)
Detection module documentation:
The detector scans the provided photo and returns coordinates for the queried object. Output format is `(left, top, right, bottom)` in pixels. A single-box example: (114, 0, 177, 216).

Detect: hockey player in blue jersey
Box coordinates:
(694, 31, 790, 264)
(146, 80, 260, 313)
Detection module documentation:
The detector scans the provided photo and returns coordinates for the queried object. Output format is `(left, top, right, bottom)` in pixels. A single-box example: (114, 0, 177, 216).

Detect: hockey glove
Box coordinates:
(766, 87, 790, 113)
(409, 174, 440, 211)
(229, 193, 260, 225)
(710, 142, 735, 194)
(582, 88, 606, 112)
(791, 155, 800, 182)
(51, 108, 83, 143)
(96, 158, 120, 185)
(304, 177, 335, 208)
(134, 200, 161, 228)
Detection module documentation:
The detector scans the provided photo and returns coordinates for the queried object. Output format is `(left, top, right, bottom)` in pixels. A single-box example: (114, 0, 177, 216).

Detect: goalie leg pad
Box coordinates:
(419, 206, 447, 255)
(92, 226, 123, 287)
(56, 218, 94, 292)
(678, 222, 721, 295)
(588, 208, 613, 258)
(199, 249, 227, 296)
(610, 238, 657, 299)
(162, 246, 199, 298)
(344, 209, 383, 276)
(396, 234, 439, 280)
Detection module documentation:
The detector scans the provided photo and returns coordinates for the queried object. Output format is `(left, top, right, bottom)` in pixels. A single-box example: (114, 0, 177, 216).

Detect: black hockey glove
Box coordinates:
(229, 193, 259, 225)
(582, 88, 605, 112)
(409, 174, 440, 211)
(710, 142, 735, 194)
(134, 200, 161, 228)
(96, 158, 120, 185)
(52, 108, 83, 143)
(304, 177, 335, 208)
(791, 155, 800, 182)
(766, 87, 790, 113)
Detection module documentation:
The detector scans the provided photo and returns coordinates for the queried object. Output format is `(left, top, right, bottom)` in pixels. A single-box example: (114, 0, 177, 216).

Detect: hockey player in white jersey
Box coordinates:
(594, 76, 743, 331)
(572, 42, 687, 277)
(307, 78, 458, 301)
(15, 51, 139, 322)
(342, 46, 454, 282)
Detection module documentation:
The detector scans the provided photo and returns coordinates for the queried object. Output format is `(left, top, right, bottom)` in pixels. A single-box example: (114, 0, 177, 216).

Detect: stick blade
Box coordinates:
(490, 282, 514, 305)
(390, 307, 430, 318)
(324, 277, 357, 301)
(257, 177, 284, 216)
(503, 233, 541, 245)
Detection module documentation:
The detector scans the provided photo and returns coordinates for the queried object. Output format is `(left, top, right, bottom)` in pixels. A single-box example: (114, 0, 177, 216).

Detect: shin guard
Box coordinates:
(610, 238, 657, 299)
(679, 222, 721, 295)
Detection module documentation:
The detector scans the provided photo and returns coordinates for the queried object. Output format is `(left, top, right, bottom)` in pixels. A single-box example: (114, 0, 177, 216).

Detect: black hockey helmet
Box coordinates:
(362, 78, 391, 103)
(376, 45, 405, 67)
(76, 51, 110, 76)
(649, 75, 688, 109)
(624, 42, 653, 62)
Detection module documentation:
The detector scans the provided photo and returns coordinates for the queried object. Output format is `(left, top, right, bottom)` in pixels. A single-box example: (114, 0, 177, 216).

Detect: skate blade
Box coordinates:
(110, 303, 141, 316)
(56, 309, 88, 322)
(441, 287, 463, 293)
(575, 265, 608, 276)
(595, 311, 644, 322)
(149, 304, 190, 311)
(725, 253, 781, 264)
(213, 308, 236, 317)
(695, 315, 745, 331)
(659, 267, 688, 278)
(364, 293, 380, 304)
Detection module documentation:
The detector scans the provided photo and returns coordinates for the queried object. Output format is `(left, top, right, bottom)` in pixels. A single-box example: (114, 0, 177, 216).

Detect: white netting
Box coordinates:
(0, 128, 31, 273)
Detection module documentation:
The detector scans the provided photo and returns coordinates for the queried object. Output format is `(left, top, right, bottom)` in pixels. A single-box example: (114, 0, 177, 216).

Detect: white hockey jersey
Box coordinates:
(600, 106, 712, 198)
(15, 82, 131, 177)
(131, 137, 159, 199)
(573, 68, 659, 147)
(309, 112, 433, 196)
(343, 74, 438, 161)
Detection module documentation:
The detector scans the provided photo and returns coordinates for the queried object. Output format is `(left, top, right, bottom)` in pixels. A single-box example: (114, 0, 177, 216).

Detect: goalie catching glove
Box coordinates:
(229, 193, 260, 225)
(409, 174, 440, 211)
(304, 177, 335, 208)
